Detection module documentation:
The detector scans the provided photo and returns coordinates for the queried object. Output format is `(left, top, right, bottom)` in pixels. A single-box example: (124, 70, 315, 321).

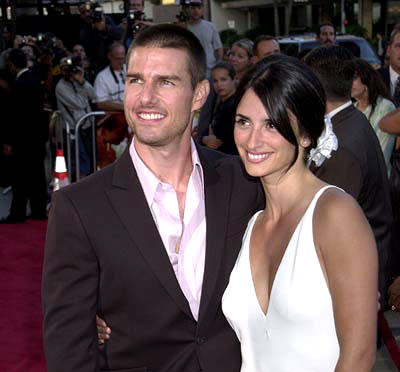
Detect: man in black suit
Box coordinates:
(378, 27, 400, 312)
(1, 48, 48, 223)
(304, 45, 393, 309)
(42, 24, 264, 372)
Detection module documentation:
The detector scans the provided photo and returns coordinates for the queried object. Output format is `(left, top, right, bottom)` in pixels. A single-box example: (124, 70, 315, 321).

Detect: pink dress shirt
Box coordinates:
(129, 138, 206, 320)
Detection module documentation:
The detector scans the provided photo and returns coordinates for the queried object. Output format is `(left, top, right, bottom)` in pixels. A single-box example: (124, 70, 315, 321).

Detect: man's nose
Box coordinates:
(139, 82, 158, 105)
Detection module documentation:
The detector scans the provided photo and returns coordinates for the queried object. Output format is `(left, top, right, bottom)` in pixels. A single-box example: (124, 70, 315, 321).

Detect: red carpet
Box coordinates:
(0, 220, 47, 372)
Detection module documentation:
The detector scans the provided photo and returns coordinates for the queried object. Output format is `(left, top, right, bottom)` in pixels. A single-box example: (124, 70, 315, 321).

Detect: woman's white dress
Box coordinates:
(222, 186, 340, 372)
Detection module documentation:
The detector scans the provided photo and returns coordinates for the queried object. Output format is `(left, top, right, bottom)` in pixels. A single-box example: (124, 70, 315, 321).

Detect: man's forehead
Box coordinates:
(128, 47, 190, 73)
(321, 26, 334, 34)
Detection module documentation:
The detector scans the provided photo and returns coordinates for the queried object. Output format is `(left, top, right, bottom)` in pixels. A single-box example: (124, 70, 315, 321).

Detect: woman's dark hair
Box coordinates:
(235, 54, 326, 169)
(353, 58, 391, 119)
(211, 61, 236, 80)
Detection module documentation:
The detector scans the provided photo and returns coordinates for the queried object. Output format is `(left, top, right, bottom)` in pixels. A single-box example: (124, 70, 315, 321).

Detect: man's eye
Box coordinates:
(128, 77, 141, 84)
(162, 80, 174, 86)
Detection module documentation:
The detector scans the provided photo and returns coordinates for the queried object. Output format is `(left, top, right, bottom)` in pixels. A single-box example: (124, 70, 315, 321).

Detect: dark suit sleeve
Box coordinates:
(42, 190, 100, 372)
(313, 148, 363, 199)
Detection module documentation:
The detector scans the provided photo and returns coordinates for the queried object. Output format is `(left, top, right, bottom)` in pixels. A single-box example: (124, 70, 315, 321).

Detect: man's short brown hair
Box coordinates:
(126, 23, 207, 89)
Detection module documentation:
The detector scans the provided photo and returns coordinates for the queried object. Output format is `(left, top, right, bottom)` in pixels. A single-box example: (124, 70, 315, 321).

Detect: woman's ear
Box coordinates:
(192, 79, 210, 112)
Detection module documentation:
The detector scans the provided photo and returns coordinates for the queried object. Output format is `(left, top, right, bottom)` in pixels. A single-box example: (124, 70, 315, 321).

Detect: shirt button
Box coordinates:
(196, 336, 206, 344)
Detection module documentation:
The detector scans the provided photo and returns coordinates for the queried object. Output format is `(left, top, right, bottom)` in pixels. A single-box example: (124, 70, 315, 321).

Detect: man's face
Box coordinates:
(388, 33, 400, 74)
(109, 46, 126, 71)
(318, 25, 336, 45)
(72, 45, 86, 59)
(129, 0, 144, 12)
(124, 46, 208, 148)
(255, 39, 280, 61)
(190, 3, 204, 21)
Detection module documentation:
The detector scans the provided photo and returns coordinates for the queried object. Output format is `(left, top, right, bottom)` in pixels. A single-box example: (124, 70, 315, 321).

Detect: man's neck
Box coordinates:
(134, 136, 194, 191)
(326, 100, 349, 115)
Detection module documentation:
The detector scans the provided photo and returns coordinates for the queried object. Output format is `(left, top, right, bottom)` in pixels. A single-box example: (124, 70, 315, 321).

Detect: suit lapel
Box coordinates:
(106, 150, 194, 320)
(197, 149, 230, 324)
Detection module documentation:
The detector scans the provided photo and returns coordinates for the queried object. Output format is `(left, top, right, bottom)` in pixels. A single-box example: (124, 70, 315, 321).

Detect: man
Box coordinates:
(186, 0, 224, 144)
(93, 42, 126, 112)
(317, 23, 336, 45)
(121, 0, 154, 48)
(80, 7, 122, 73)
(304, 45, 393, 308)
(1, 48, 48, 223)
(378, 26, 400, 312)
(378, 27, 400, 102)
(186, 0, 223, 75)
(56, 56, 96, 177)
(252, 35, 280, 62)
(42, 24, 264, 372)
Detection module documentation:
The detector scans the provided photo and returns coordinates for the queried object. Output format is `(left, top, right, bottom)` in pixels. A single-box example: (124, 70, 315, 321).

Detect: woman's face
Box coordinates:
(228, 46, 251, 75)
(234, 88, 305, 182)
(212, 68, 236, 101)
(351, 76, 368, 101)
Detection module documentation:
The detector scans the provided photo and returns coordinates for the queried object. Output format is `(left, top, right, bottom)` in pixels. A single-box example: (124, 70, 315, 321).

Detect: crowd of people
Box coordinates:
(1, 3, 400, 371)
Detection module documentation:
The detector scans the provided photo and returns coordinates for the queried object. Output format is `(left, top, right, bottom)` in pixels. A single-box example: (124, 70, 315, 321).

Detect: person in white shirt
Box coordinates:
(93, 42, 126, 112)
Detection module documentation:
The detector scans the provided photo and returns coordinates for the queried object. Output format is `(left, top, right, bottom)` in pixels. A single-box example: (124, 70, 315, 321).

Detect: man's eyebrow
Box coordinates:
(125, 72, 182, 82)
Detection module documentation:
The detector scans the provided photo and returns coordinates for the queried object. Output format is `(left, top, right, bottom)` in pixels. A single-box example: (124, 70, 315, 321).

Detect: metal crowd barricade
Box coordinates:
(74, 111, 106, 181)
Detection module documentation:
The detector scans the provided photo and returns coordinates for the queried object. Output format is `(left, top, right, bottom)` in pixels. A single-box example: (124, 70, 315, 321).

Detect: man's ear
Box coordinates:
(192, 79, 210, 112)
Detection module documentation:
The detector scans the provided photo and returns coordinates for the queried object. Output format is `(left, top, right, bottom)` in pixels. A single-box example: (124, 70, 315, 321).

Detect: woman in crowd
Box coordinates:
(201, 61, 238, 154)
(228, 38, 253, 83)
(97, 55, 378, 371)
(221, 54, 377, 371)
(352, 57, 396, 169)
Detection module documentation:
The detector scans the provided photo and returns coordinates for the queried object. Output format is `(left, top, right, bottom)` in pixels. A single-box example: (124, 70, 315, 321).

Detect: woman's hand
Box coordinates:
(96, 315, 111, 344)
(202, 135, 223, 150)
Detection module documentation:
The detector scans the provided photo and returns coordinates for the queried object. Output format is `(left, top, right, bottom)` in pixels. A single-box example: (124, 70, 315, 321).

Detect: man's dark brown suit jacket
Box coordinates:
(311, 105, 393, 307)
(42, 146, 264, 372)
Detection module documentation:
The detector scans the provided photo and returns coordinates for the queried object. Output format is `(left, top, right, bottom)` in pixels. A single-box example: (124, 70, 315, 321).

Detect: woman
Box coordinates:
(221, 55, 377, 371)
(96, 55, 378, 371)
(202, 61, 238, 154)
(228, 38, 253, 83)
(352, 58, 396, 169)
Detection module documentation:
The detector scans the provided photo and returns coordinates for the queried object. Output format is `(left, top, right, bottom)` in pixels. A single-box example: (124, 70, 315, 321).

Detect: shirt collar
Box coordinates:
(16, 68, 29, 79)
(129, 137, 204, 206)
(326, 101, 352, 120)
(390, 65, 400, 90)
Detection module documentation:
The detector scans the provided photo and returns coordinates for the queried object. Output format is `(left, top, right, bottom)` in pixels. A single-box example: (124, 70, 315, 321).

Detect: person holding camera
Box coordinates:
(79, 3, 122, 74)
(55, 56, 96, 177)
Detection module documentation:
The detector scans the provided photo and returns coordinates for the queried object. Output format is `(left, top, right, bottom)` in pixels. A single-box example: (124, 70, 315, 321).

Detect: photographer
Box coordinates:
(121, 0, 153, 48)
(55, 56, 96, 177)
(79, 3, 122, 73)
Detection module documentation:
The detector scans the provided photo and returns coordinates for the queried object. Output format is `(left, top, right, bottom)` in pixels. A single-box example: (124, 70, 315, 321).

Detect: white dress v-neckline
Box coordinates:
(222, 185, 341, 372)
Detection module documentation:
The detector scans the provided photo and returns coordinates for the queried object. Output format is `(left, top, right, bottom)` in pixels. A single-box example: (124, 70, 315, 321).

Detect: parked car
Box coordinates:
(278, 35, 381, 68)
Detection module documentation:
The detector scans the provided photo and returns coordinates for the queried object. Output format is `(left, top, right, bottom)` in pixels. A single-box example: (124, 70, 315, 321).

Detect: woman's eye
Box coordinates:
(265, 120, 276, 129)
(235, 118, 250, 127)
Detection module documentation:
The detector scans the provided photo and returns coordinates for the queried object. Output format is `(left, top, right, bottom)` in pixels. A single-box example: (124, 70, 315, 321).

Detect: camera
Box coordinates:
(127, 9, 145, 37)
(85, 1, 104, 23)
(61, 56, 83, 74)
(176, 0, 190, 23)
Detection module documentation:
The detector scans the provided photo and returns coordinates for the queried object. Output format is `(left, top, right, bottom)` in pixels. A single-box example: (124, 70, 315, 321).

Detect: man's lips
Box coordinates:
(136, 111, 166, 121)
